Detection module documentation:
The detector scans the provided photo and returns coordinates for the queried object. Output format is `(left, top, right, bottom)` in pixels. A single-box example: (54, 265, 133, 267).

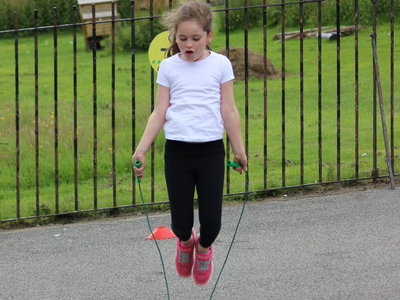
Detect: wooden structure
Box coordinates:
(77, 0, 119, 50)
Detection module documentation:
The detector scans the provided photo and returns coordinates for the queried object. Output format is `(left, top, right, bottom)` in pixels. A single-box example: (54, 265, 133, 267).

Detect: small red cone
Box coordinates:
(147, 226, 176, 240)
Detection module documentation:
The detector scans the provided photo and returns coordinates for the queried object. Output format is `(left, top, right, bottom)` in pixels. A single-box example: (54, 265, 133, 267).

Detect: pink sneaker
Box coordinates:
(193, 236, 213, 285)
(175, 229, 195, 277)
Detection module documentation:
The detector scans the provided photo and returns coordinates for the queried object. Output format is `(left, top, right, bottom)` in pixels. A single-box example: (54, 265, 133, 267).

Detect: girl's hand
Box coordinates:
(232, 153, 248, 174)
(132, 153, 146, 179)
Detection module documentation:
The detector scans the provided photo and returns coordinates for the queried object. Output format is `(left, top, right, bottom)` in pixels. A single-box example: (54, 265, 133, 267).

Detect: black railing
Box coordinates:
(0, 0, 398, 223)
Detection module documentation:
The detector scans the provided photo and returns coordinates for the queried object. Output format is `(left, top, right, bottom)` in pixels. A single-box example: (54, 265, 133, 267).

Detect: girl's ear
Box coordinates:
(207, 31, 214, 44)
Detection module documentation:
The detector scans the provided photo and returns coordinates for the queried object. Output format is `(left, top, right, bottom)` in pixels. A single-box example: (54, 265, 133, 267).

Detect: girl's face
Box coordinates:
(175, 20, 213, 62)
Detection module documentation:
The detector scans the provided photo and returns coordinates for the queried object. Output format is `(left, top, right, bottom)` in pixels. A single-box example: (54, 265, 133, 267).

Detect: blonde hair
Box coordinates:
(163, 1, 213, 57)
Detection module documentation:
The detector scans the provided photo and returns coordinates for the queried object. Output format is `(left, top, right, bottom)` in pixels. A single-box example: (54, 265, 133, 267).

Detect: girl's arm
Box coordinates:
(132, 84, 170, 178)
(220, 80, 247, 173)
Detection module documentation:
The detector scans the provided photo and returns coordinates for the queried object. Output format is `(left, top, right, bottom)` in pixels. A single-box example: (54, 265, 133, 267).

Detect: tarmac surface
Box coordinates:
(1, 184, 400, 300)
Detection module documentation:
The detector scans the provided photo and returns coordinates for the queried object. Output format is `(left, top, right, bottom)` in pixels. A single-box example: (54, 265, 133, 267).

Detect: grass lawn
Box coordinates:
(0, 20, 399, 221)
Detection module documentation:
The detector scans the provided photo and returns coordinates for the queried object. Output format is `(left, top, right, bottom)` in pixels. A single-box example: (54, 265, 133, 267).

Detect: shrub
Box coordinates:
(0, 2, 14, 31)
(215, 0, 400, 32)
(1, 0, 399, 34)
(0, 0, 80, 31)
(116, 17, 165, 51)
(216, 0, 266, 32)
(284, 0, 400, 27)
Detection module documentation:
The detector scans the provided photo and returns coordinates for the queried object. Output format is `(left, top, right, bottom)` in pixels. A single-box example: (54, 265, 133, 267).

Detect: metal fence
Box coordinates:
(0, 0, 398, 223)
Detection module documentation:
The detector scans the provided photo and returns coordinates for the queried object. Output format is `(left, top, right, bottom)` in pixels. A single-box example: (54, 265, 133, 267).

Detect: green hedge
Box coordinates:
(115, 0, 169, 51)
(320, 0, 399, 26)
(1, 0, 399, 41)
(216, 0, 400, 32)
(3, 0, 400, 32)
(116, 18, 165, 51)
(0, 0, 79, 31)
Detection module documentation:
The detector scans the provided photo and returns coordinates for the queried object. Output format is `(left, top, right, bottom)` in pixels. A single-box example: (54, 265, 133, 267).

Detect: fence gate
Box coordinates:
(0, 0, 398, 223)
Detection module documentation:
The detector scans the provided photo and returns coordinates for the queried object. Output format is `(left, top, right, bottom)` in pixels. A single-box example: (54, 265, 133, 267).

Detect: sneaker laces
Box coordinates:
(198, 259, 210, 271)
(178, 251, 190, 263)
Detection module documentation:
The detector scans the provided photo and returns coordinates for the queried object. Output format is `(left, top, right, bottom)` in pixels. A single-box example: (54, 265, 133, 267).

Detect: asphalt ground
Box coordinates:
(1, 184, 400, 300)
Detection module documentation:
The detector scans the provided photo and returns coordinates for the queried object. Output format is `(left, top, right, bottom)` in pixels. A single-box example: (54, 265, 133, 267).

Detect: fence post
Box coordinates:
(370, 33, 395, 190)
(371, 0, 378, 180)
(13, 11, 20, 219)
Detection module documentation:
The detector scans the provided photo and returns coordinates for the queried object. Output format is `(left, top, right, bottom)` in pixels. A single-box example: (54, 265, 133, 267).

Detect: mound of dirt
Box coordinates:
(216, 47, 281, 81)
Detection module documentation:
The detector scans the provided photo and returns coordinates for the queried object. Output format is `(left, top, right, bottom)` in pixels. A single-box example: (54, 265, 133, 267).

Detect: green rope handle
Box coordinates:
(226, 160, 240, 168)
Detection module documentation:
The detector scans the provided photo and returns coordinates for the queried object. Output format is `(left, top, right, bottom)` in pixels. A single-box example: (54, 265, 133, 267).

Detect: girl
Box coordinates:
(132, 0, 247, 285)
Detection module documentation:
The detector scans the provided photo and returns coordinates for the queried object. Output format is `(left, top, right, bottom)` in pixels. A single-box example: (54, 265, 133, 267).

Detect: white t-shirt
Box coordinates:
(157, 51, 235, 142)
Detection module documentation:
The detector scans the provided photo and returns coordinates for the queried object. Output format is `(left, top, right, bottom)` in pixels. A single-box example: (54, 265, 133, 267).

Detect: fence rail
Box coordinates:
(0, 0, 398, 223)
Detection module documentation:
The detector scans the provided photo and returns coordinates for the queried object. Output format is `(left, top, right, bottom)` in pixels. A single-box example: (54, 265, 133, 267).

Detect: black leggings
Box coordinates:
(164, 139, 225, 248)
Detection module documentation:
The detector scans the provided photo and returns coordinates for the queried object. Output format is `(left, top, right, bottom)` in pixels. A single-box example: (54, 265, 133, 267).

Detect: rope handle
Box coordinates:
(134, 160, 142, 168)
(133, 160, 142, 183)
(226, 160, 240, 168)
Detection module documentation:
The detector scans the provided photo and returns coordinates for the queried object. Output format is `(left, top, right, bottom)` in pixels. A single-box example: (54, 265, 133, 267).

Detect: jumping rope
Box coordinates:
(134, 160, 248, 300)
(209, 160, 249, 299)
(134, 160, 171, 300)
